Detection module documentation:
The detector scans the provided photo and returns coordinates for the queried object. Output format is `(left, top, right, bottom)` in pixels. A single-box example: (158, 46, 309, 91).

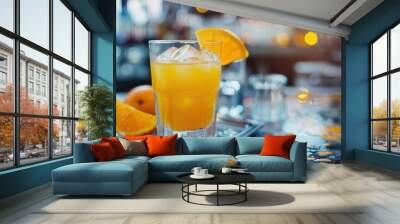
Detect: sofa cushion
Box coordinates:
(118, 138, 147, 156)
(73, 139, 101, 163)
(236, 155, 293, 172)
(260, 135, 296, 159)
(149, 154, 235, 172)
(101, 137, 127, 158)
(91, 142, 118, 161)
(236, 137, 264, 155)
(178, 137, 235, 155)
(53, 158, 147, 183)
(147, 134, 178, 157)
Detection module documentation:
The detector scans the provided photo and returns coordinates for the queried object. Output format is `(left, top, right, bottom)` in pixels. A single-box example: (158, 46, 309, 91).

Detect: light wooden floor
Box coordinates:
(1, 162, 400, 224)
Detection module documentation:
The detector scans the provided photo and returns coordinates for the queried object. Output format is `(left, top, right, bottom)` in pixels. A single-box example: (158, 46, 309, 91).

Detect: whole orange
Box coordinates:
(125, 85, 156, 115)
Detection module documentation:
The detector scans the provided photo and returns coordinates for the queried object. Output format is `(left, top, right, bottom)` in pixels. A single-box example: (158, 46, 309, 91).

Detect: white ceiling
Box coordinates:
(166, 0, 384, 37)
(226, 0, 352, 22)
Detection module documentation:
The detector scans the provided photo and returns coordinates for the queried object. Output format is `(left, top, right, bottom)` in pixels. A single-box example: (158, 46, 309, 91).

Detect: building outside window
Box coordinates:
(35, 70, 40, 81)
(28, 81, 34, 94)
(28, 66, 34, 80)
(0, 55, 7, 67)
(41, 85, 46, 97)
(0, 71, 6, 84)
(0, 0, 91, 170)
(35, 83, 40, 95)
(0, 54, 7, 89)
(41, 73, 46, 83)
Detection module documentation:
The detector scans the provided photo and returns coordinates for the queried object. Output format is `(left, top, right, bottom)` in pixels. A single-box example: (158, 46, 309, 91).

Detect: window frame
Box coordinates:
(0, 0, 92, 171)
(370, 21, 400, 154)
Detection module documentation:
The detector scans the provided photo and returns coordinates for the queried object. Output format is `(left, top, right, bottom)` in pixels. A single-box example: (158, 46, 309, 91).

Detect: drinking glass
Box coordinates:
(149, 40, 221, 137)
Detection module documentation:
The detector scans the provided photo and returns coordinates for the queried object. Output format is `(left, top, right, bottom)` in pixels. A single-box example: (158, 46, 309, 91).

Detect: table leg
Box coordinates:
(195, 184, 198, 192)
(187, 184, 190, 202)
(217, 184, 219, 206)
(181, 184, 183, 199)
(245, 183, 247, 201)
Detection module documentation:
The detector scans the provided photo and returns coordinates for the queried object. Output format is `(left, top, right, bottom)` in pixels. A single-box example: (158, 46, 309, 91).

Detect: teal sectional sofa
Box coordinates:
(52, 137, 307, 196)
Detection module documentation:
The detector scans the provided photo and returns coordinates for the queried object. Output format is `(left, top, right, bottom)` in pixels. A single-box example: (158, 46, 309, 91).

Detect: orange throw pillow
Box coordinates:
(146, 134, 177, 157)
(91, 142, 117, 161)
(101, 137, 127, 158)
(260, 134, 296, 159)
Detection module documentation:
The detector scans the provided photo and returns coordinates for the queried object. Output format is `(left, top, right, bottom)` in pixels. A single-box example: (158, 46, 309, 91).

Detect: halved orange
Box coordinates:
(116, 100, 156, 136)
(195, 28, 249, 66)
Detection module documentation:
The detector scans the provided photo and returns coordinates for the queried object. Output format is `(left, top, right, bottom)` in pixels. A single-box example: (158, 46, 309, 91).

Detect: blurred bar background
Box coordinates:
(116, 0, 342, 163)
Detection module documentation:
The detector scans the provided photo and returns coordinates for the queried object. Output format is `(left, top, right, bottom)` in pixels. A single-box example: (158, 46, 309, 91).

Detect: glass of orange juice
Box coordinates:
(149, 40, 221, 137)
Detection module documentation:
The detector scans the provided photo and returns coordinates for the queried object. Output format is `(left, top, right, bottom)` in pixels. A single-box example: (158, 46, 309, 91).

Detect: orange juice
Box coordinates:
(150, 62, 221, 131)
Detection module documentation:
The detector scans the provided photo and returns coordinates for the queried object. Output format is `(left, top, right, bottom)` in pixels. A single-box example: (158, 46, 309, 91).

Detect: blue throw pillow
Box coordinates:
(179, 137, 235, 155)
(236, 137, 264, 155)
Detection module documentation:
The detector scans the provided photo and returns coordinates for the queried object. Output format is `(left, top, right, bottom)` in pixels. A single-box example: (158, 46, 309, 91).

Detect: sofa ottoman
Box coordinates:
(53, 155, 148, 196)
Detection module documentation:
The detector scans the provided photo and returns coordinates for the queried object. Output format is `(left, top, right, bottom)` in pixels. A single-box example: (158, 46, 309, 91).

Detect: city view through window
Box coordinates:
(371, 23, 400, 153)
(0, 0, 91, 170)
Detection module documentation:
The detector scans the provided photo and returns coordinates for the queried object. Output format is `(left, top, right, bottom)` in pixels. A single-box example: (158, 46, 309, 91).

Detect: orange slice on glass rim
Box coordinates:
(195, 28, 249, 66)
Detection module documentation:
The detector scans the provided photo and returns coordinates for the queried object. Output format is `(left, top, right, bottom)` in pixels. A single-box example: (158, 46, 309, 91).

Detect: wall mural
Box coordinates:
(116, 0, 342, 163)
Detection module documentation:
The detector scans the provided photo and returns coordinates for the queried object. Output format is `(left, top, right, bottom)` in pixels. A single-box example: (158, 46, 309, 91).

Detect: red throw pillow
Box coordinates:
(146, 134, 177, 157)
(101, 137, 127, 158)
(91, 142, 117, 161)
(260, 134, 296, 159)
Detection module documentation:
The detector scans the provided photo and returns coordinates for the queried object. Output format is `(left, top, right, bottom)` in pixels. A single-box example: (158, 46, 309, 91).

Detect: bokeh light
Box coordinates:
(297, 88, 312, 104)
(196, 7, 208, 14)
(274, 32, 290, 47)
(304, 31, 318, 46)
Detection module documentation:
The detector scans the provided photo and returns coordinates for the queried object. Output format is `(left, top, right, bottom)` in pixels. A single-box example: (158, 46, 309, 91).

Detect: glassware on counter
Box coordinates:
(249, 74, 287, 123)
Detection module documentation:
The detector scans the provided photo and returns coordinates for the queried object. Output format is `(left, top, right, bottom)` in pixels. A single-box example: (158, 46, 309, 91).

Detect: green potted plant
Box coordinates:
(79, 84, 113, 140)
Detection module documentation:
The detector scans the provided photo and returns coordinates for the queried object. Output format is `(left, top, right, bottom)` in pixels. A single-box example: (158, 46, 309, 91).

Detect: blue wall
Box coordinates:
(0, 158, 72, 199)
(344, 0, 400, 171)
(92, 33, 115, 135)
(0, 0, 116, 200)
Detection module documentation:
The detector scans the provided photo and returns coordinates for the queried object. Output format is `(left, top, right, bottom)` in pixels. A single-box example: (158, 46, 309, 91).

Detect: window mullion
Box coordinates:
(48, 0, 54, 160)
(71, 10, 76, 155)
(388, 30, 391, 153)
(13, 0, 21, 167)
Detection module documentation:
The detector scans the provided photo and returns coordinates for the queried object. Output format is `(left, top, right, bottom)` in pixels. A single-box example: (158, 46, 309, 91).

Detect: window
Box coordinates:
(53, 119, 72, 158)
(0, 53, 9, 89)
(53, 0, 72, 60)
(28, 67, 34, 80)
(35, 84, 40, 95)
(28, 81, 34, 94)
(53, 59, 72, 117)
(35, 70, 41, 81)
(0, 55, 7, 67)
(74, 69, 89, 118)
(19, 117, 49, 165)
(20, 0, 49, 49)
(0, 34, 14, 113)
(370, 23, 400, 154)
(0, 1, 91, 170)
(0, 71, 6, 85)
(42, 85, 46, 97)
(0, 116, 14, 170)
(0, 0, 14, 32)
(74, 18, 90, 70)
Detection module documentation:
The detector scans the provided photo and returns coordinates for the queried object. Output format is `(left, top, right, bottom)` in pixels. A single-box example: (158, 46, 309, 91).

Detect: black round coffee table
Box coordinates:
(177, 173, 255, 206)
